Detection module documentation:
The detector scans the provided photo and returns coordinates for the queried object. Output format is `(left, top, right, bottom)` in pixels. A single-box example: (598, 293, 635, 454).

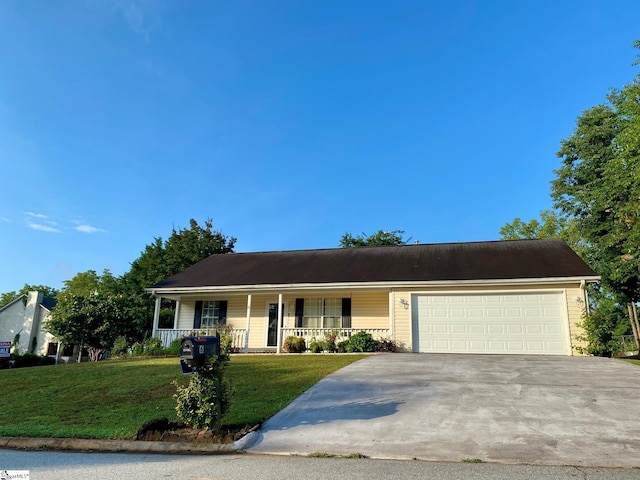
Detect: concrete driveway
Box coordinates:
(246, 353, 640, 467)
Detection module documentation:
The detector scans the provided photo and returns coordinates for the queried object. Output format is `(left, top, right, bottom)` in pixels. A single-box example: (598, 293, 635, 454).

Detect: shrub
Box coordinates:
(5, 353, 55, 369)
(343, 331, 378, 353)
(143, 337, 164, 356)
(321, 332, 337, 353)
(111, 336, 130, 356)
(376, 337, 399, 352)
(131, 342, 144, 356)
(173, 354, 234, 430)
(309, 339, 323, 353)
(283, 336, 306, 353)
(165, 337, 182, 356)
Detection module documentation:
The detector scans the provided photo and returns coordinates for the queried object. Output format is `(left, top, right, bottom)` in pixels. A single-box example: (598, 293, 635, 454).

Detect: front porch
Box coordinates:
(151, 290, 395, 353)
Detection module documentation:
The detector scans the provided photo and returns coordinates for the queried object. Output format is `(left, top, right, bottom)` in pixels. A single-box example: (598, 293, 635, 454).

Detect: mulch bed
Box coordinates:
(136, 418, 261, 444)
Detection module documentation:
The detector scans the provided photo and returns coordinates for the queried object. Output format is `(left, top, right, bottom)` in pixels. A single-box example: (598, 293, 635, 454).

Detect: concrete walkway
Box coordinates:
(246, 353, 640, 467)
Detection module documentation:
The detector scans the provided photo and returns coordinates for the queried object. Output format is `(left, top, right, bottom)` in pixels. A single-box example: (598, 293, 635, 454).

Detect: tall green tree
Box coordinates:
(339, 230, 409, 247)
(122, 218, 237, 332)
(125, 218, 236, 289)
(551, 43, 640, 345)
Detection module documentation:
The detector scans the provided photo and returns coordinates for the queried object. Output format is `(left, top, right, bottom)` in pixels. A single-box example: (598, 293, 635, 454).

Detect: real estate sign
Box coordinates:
(0, 341, 11, 358)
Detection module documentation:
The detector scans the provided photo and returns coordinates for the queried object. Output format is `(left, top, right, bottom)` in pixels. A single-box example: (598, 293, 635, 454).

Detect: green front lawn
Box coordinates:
(0, 354, 367, 439)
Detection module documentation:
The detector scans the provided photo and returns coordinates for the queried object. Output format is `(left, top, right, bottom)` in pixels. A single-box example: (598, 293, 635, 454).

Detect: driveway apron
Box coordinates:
(246, 353, 640, 467)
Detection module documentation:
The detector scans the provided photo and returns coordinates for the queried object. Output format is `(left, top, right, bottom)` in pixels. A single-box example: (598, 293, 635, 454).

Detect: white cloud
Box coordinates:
(25, 211, 47, 219)
(75, 224, 105, 234)
(0, 217, 9, 222)
(27, 222, 61, 233)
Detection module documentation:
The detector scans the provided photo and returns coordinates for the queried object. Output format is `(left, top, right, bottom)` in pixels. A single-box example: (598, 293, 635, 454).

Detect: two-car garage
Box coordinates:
(411, 292, 571, 355)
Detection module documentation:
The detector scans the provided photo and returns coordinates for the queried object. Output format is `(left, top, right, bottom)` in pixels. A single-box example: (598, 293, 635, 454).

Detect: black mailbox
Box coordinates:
(180, 335, 220, 365)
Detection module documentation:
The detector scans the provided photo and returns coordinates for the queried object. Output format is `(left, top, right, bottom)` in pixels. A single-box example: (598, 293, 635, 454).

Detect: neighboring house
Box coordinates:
(148, 239, 599, 356)
(0, 291, 59, 357)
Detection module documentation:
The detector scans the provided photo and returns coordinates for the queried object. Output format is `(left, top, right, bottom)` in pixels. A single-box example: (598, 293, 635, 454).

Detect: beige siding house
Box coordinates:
(148, 239, 598, 356)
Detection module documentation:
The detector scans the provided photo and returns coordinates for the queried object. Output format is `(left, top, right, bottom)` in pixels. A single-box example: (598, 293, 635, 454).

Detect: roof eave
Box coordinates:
(147, 275, 601, 296)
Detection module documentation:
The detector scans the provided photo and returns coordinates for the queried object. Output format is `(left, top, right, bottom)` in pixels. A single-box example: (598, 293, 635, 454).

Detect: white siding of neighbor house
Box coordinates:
(0, 292, 57, 356)
(0, 297, 27, 349)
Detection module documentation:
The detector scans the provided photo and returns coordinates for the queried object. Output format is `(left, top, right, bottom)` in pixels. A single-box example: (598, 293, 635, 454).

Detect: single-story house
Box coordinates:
(148, 238, 599, 356)
(0, 291, 58, 357)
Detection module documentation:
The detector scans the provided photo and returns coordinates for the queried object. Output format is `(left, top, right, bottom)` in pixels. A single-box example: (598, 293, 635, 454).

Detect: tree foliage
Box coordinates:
(125, 218, 236, 290)
(339, 229, 409, 247)
(574, 289, 630, 356)
(0, 284, 60, 308)
(500, 209, 585, 252)
(551, 54, 640, 304)
(46, 270, 144, 361)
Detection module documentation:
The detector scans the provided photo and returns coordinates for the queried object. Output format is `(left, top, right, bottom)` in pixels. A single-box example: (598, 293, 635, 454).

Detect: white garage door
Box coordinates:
(412, 292, 569, 355)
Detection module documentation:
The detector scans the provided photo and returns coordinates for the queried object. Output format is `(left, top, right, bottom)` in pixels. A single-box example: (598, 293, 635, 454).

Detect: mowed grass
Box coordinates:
(0, 354, 367, 439)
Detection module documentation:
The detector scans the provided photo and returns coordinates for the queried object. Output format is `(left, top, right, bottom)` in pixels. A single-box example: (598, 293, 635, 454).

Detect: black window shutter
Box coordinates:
(218, 300, 228, 325)
(341, 298, 352, 328)
(194, 301, 203, 329)
(295, 298, 304, 327)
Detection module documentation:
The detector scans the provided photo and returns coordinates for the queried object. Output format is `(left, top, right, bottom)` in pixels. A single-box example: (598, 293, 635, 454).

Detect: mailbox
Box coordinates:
(180, 335, 220, 365)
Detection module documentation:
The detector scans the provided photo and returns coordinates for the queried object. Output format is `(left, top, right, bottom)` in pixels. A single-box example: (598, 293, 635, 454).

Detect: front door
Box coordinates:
(267, 303, 283, 347)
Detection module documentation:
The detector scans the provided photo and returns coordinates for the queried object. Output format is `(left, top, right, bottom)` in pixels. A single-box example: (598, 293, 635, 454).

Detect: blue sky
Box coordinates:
(0, 1, 638, 294)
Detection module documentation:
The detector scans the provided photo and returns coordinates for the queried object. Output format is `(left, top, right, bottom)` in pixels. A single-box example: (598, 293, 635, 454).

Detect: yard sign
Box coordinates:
(0, 341, 10, 358)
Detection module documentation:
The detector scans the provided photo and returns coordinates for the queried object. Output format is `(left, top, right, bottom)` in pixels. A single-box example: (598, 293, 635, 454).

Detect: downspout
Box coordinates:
(580, 280, 589, 316)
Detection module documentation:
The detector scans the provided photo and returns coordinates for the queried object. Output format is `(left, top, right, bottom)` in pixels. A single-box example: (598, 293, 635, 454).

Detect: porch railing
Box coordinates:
(156, 328, 248, 352)
(280, 327, 390, 347)
(155, 327, 390, 353)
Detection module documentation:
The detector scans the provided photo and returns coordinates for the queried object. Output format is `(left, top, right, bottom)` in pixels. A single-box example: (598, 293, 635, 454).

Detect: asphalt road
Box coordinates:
(2, 450, 639, 480)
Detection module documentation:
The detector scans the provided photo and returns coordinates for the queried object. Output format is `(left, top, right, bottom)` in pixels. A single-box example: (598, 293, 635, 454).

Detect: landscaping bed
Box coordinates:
(136, 417, 260, 443)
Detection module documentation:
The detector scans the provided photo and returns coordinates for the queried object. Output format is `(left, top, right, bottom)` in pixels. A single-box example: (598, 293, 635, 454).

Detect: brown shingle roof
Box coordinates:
(150, 239, 597, 290)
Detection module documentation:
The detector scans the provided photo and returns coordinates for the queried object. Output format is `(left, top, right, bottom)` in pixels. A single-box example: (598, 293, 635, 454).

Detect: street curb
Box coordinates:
(0, 436, 245, 455)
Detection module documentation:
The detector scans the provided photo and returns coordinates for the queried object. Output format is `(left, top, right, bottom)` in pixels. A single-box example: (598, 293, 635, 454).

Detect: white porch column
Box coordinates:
(245, 294, 252, 353)
(276, 293, 283, 354)
(389, 290, 394, 339)
(173, 301, 180, 329)
(151, 296, 161, 338)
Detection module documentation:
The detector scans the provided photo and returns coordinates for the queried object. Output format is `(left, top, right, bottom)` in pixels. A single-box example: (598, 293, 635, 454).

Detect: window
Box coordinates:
(47, 342, 58, 356)
(300, 298, 343, 328)
(194, 300, 228, 328)
(61, 344, 75, 356)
